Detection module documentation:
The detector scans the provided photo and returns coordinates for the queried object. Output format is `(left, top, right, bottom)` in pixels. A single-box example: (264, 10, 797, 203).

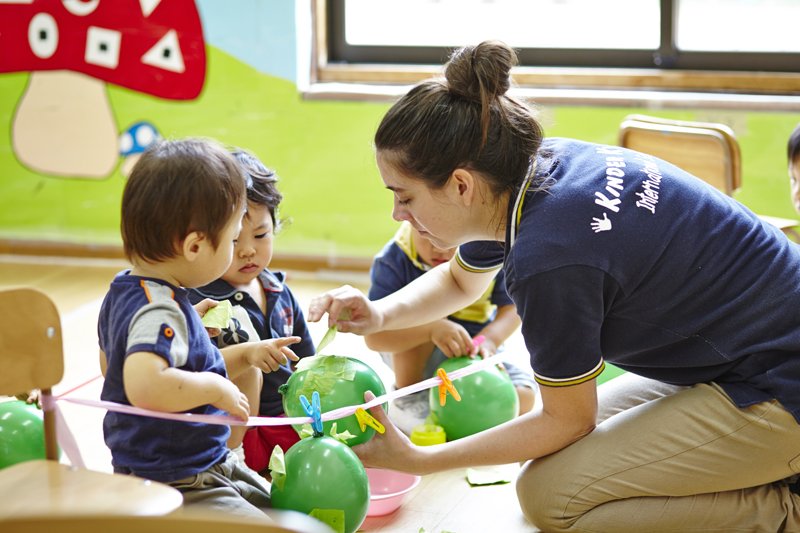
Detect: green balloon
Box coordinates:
(429, 357, 519, 441)
(271, 435, 369, 533)
(0, 400, 46, 469)
(280, 355, 386, 446)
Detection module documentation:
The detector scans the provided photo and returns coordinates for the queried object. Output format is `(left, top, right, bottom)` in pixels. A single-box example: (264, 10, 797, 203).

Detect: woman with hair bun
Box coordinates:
(309, 40, 800, 531)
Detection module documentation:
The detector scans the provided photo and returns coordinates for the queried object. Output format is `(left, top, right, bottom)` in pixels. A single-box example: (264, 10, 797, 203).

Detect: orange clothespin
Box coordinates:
(437, 367, 461, 406)
(355, 407, 385, 434)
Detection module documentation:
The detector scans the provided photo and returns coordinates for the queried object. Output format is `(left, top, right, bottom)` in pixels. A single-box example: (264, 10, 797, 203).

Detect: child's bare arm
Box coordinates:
(365, 319, 474, 358)
(365, 320, 446, 351)
(220, 337, 301, 379)
(123, 351, 249, 420)
(476, 304, 522, 357)
(99, 349, 107, 376)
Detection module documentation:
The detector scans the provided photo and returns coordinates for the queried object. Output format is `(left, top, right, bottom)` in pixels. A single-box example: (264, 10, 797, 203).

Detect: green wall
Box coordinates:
(1, 47, 798, 259)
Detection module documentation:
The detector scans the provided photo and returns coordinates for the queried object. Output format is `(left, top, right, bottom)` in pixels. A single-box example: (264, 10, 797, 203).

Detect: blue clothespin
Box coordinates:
(300, 391, 323, 436)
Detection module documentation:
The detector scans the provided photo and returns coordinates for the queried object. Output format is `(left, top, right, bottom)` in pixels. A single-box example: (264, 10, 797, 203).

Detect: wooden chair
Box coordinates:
(0, 509, 334, 533)
(619, 114, 741, 194)
(618, 114, 799, 239)
(0, 287, 183, 518)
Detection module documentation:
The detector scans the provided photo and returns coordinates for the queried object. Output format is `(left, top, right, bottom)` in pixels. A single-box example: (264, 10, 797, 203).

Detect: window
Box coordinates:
(311, 0, 800, 104)
(341, 0, 659, 53)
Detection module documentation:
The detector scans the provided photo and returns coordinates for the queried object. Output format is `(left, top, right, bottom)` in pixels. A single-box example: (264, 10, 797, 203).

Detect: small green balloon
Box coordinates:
(271, 435, 369, 533)
(0, 400, 46, 469)
(280, 355, 387, 446)
(429, 357, 519, 441)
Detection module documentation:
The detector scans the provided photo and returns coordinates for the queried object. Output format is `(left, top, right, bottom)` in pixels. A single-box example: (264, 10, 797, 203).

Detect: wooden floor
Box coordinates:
(0, 254, 538, 532)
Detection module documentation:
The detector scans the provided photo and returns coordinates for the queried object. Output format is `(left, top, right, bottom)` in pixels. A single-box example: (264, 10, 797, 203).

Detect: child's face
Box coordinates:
(790, 156, 800, 214)
(198, 210, 243, 286)
(411, 226, 455, 268)
(222, 202, 274, 287)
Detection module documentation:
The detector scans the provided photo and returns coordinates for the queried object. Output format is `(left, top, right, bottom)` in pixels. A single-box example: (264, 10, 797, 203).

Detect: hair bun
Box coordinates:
(445, 40, 516, 102)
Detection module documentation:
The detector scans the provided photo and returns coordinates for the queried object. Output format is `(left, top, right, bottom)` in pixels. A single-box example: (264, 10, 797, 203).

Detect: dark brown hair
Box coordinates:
(789, 123, 800, 164)
(231, 149, 284, 230)
(121, 138, 246, 263)
(374, 40, 544, 199)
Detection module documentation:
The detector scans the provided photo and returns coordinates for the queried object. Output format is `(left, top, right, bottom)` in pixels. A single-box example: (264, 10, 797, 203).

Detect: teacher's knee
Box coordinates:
(516, 460, 575, 532)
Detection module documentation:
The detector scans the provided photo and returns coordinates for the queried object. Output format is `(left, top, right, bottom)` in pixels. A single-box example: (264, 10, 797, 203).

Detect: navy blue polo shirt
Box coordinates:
(458, 138, 800, 422)
(189, 269, 315, 416)
(98, 272, 230, 482)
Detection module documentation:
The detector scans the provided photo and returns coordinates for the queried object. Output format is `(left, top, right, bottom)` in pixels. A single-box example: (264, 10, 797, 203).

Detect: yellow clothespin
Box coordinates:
(437, 368, 461, 406)
(355, 407, 385, 434)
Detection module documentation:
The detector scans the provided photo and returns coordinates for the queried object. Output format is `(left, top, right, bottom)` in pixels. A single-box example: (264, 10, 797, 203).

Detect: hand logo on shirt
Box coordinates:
(221, 317, 250, 345)
(591, 212, 612, 233)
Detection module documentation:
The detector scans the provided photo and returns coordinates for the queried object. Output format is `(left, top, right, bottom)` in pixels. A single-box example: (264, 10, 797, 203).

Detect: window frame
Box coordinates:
(306, 0, 800, 110)
(326, 0, 800, 72)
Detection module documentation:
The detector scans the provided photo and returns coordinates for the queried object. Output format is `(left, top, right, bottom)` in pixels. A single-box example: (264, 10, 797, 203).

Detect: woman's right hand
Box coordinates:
(307, 285, 382, 334)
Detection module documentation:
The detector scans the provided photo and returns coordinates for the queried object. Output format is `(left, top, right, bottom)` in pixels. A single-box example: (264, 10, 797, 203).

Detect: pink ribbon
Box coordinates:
(56, 352, 513, 428)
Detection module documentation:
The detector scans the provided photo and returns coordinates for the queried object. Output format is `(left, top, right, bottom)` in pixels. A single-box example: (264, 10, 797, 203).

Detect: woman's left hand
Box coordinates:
(353, 391, 428, 475)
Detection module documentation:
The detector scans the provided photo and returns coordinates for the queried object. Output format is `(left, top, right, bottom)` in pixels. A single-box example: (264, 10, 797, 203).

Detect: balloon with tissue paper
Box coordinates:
(270, 434, 369, 533)
(429, 357, 518, 440)
(279, 355, 386, 446)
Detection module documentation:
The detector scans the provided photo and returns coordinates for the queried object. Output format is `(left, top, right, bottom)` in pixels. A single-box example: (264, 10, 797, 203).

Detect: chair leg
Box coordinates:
(41, 388, 60, 461)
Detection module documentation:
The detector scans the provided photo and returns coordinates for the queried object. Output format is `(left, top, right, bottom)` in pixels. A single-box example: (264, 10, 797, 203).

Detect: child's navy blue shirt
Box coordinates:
(98, 272, 230, 482)
(189, 269, 315, 416)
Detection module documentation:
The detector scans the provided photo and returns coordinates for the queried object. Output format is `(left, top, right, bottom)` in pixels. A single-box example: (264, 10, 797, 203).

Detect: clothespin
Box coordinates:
(300, 391, 323, 436)
(355, 407, 385, 434)
(437, 367, 461, 407)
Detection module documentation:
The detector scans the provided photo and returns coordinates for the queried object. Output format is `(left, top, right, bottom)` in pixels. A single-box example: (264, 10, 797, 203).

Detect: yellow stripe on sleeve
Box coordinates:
(534, 359, 606, 388)
(454, 250, 502, 274)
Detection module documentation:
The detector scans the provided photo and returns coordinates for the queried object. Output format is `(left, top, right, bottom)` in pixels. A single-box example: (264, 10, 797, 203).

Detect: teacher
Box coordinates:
(308, 40, 800, 532)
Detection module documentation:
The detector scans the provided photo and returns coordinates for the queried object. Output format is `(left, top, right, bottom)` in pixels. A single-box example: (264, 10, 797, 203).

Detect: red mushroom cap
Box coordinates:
(0, 0, 206, 100)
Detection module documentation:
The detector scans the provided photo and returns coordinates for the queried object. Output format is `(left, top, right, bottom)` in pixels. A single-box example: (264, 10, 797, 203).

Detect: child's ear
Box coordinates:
(181, 231, 207, 262)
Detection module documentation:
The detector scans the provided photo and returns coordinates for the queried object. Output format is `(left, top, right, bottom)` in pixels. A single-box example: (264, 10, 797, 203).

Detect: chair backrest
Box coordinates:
(0, 510, 335, 533)
(618, 114, 741, 196)
(0, 287, 64, 460)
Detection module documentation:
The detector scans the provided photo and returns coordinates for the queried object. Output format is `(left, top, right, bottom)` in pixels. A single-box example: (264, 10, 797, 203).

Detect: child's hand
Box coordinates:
(193, 298, 218, 317)
(247, 337, 301, 373)
(430, 321, 473, 358)
(15, 389, 41, 408)
(193, 298, 222, 338)
(210, 373, 250, 421)
(475, 336, 498, 358)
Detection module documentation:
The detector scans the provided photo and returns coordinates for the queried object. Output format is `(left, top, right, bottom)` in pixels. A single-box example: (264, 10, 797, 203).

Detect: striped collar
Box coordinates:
(508, 159, 536, 249)
(392, 221, 428, 271)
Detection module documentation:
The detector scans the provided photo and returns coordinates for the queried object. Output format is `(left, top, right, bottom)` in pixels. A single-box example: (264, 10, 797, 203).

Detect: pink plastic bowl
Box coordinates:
(366, 468, 422, 517)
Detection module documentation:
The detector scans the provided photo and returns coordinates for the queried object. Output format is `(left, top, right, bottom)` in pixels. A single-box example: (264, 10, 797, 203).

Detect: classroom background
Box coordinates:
(2, 0, 799, 265)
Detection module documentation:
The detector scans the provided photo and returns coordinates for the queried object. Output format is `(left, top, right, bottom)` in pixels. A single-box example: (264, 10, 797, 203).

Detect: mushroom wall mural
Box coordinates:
(0, 0, 206, 179)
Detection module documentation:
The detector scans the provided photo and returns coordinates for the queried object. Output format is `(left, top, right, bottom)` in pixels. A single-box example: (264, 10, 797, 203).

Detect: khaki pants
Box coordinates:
(517, 373, 800, 532)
